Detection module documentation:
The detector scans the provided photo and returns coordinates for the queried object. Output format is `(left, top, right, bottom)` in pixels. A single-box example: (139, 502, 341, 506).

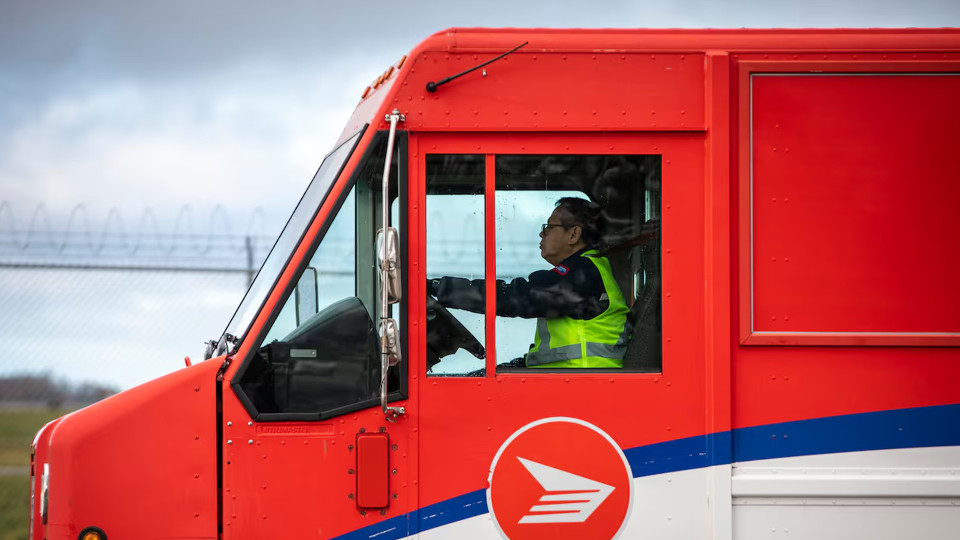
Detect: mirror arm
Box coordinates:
(380, 109, 406, 421)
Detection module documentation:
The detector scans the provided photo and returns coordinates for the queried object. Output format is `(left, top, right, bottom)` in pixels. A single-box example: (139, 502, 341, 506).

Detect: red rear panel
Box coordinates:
(751, 73, 960, 336)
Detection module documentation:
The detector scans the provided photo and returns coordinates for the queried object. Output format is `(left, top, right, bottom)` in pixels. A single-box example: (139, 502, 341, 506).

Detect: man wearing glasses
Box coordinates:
(427, 197, 630, 368)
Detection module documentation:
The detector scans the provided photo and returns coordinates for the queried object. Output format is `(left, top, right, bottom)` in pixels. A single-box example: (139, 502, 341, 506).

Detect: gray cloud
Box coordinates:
(3, 0, 958, 223)
(7, 1, 956, 81)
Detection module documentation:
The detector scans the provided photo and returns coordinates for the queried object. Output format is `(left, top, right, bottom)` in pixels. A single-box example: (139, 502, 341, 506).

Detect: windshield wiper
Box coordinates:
(426, 41, 528, 93)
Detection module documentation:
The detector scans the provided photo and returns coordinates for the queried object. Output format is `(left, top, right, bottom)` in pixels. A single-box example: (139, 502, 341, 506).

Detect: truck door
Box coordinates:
(219, 130, 413, 539)
(412, 132, 721, 539)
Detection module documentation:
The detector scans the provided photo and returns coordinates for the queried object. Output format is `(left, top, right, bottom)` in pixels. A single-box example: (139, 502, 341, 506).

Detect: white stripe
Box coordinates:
(528, 502, 595, 512)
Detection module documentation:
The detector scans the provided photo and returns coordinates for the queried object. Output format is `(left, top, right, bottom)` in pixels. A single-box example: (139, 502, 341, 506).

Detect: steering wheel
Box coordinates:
(426, 295, 485, 361)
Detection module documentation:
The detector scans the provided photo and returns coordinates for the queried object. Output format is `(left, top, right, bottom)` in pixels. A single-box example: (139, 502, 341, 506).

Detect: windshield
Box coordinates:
(217, 129, 364, 353)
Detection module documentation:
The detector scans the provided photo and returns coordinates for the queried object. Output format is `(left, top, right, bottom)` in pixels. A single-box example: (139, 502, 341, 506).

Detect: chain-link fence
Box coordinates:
(0, 202, 272, 539)
(1, 268, 250, 393)
(0, 267, 250, 538)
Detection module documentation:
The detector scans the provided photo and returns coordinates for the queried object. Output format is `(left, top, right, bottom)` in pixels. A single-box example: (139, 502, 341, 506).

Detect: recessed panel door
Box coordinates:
(413, 132, 714, 539)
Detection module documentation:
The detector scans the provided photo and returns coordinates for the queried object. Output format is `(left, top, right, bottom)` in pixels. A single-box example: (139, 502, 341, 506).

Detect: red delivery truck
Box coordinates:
(30, 28, 960, 540)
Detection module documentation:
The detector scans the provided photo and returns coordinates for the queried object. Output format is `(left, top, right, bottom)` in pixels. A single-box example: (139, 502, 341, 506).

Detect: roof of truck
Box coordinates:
(336, 27, 960, 142)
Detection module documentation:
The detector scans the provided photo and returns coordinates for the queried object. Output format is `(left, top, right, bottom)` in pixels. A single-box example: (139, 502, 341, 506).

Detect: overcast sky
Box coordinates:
(3, 0, 959, 230)
(1, 0, 958, 390)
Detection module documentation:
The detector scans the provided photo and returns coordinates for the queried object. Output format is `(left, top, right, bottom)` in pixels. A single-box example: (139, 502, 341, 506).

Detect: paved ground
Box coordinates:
(0, 466, 29, 477)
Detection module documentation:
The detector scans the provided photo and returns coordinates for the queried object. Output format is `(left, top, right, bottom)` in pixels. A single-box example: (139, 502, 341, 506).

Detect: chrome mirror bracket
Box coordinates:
(378, 109, 406, 421)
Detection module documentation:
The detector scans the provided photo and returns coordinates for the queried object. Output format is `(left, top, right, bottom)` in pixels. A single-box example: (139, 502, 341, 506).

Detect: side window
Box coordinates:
(423, 151, 661, 374)
(494, 189, 582, 364)
(235, 133, 403, 418)
(262, 188, 357, 345)
(424, 155, 486, 376)
(494, 155, 662, 372)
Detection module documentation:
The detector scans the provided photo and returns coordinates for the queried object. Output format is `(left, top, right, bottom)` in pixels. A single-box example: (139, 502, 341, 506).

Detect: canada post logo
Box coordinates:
(487, 417, 633, 540)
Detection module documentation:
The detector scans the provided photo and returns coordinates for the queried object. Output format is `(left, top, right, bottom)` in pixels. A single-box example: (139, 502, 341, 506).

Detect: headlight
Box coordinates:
(79, 526, 108, 540)
(29, 454, 36, 538)
(40, 463, 49, 525)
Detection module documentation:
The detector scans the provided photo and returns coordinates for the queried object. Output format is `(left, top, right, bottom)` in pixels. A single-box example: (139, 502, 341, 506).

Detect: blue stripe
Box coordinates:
(734, 402, 960, 462)
(624, 431, 732, 478)
(418, 489, 488, 533)
(334, 403, 960, 540)
(331, 491, 488, 540)
(330, 514, 409, 540)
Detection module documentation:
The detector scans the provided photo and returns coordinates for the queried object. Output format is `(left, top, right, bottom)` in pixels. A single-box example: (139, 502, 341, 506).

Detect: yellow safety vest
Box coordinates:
(526, 250, 630, 368)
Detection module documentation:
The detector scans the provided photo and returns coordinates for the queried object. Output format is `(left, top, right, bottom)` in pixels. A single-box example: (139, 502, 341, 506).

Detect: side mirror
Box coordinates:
(295, 267, 319, 326)
(202, 340, 216, 360)
(376, 227, 402, 305)
(379, 318, 402, 367)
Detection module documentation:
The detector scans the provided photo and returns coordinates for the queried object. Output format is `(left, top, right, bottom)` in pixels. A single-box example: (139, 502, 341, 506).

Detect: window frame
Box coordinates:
(737, 60, 960, 347)
(418, 134, 664, 378)
(424, 153, 488, 377)
(232, 130, 409, 422)
(218, 128, 365, 351)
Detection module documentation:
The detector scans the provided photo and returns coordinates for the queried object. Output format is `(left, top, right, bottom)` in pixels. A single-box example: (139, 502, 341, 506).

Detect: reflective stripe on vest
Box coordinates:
(526, 251, 630, 368)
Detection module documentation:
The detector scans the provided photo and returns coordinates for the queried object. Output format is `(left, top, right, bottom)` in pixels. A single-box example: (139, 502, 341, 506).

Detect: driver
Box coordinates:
(427, 197, 630, 368)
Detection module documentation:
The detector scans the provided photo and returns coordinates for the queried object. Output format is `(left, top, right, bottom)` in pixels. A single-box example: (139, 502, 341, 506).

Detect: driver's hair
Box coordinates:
(554, 197, 602, 248)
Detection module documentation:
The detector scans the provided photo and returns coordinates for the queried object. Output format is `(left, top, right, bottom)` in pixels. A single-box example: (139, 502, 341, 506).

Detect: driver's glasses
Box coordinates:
(540, 223, 571, 234)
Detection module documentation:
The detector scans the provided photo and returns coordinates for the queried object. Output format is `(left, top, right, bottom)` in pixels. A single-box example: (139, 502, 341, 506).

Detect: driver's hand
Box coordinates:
(427, 278, 441, 297)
